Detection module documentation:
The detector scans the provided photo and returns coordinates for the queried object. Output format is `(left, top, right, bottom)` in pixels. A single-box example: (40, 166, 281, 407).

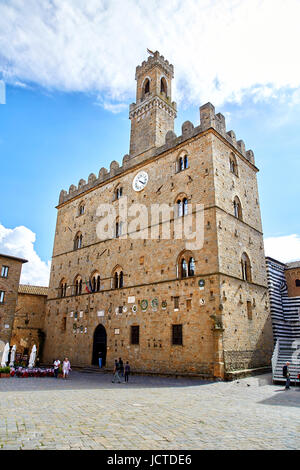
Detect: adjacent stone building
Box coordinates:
(43, 51, 273, 378)
(266, 257, 300, 382)
(11, 284, 48, 359)
(0, 253, 27, 348)
(284, 261, 300, 298)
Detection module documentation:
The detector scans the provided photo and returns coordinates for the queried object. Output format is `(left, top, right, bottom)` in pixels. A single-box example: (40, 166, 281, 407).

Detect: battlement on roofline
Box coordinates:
(58, 102, 256, 206)
(135, 51, 174, 80)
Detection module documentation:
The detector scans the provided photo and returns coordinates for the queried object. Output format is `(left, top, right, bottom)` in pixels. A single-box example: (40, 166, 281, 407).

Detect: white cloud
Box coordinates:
(264, 234, 300, 264)
(0, 223, 50, 286)
(0, 0, 300, 109)
(96, 96, 128, 114)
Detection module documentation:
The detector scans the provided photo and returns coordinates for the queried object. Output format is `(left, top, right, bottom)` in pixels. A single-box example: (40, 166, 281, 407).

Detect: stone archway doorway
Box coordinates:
(92, 324, 107, 366)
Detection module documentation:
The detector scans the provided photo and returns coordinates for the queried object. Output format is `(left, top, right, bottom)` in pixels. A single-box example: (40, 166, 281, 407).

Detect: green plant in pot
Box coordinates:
(0, 366, 11, 377)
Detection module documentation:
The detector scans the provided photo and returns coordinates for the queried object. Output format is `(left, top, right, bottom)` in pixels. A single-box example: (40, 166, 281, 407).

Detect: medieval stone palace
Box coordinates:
(43, 51, 273, 378)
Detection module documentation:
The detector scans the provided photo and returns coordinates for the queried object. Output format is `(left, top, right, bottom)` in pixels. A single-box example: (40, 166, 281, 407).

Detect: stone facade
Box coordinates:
(11, 285, 48, 358)
(0, 254, 27, 347)
(284, 262, 300, 298)
(43, 52, 273, 378)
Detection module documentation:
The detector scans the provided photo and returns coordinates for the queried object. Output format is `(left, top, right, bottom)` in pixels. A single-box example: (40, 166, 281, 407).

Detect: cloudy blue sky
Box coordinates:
(0, 0, 300, 285)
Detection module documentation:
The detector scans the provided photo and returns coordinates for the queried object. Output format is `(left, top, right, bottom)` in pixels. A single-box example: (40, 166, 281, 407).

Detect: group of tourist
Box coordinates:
(53, 357, 71, 379)
(52, 355, 131, 383)
(97, 352, 131, 383)
(112, 357, 130, 384)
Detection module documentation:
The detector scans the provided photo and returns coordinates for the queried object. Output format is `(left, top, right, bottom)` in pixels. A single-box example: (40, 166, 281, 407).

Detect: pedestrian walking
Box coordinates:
(283, 361, 291, 389)
(124, 361, 130, 383)
(62, 357, 71, 379)
(112, 359, 121, 383)
(119, 357, 124, 377)
(53, 358, 60, 379)
(98, 351, 102, 368)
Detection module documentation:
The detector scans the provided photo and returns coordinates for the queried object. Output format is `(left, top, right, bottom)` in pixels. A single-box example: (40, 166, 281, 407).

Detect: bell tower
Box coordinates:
(129, 51, 177, 158)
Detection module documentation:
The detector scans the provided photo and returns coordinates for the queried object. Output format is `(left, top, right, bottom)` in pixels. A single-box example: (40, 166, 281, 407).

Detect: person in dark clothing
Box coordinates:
(119, 357, 124, 377)
(283, 361, 291, 389)
(124, 361, 130, 383)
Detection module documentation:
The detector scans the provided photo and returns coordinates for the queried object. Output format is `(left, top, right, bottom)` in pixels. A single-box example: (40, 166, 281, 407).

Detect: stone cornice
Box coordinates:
(46, 272, 268, 302)
(129, 94, 177, 120)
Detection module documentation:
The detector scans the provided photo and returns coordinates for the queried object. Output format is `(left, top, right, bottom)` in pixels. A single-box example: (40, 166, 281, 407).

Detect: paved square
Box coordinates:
(0, 371, 299, 450)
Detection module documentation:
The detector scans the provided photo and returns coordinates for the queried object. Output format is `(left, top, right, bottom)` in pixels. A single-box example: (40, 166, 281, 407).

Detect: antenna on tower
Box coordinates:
(147, 48, 154, 56)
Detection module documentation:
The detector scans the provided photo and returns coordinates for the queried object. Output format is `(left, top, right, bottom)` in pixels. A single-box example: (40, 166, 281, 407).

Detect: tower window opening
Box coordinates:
(177, 154, 188, 172)
(113, 267, 124, 289)
(74, 277, 82, 296)
(74, 232, 83, 250)
(233, 196, 243, 220)
(230, 154, 238, 177)
(160, 77, 167, 95)
(177, 251, 196, 279)
(142, 78, 150, 99)
(241, 253, 252, 282)
(176, 196, 188, 217)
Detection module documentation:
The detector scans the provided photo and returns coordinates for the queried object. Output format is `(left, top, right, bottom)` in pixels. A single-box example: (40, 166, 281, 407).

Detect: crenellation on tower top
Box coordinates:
(135, 51, 174, 81)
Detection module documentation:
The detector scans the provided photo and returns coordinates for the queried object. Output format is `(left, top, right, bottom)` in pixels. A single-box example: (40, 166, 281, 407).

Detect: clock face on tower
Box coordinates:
(132, 171, 149, 192)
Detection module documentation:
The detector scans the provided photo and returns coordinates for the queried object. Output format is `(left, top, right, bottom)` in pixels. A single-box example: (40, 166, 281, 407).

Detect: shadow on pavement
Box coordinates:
(0, 370, 215, 392)
(258, 387, 300, 408)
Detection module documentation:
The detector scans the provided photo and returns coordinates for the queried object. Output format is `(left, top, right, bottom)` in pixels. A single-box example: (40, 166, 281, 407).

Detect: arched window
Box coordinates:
(177, 251, 195, 279)
(176, 195, 188, 217)
(119, 271, 124, 288)
(233, 196, 243, 220)
(241, 253, 252, 282)
(177, 153, 188, 172)
(142, 78, 150, 99)
(180, 157, 184, 171)
(74, 232, 83, 250)
(114, 272, 119, 289)
(188, 257, 195, 276)
(91, 272, 101, 293)
(112, 266, 124, 289)
(184, 155, 188, 169)
(181, 259, 188, 278)
(115, 186, 123, 200)
(183, 198, 188, 216)
(230, 154, 238, 176)
(59, 279, 67, 298)
(177, 199, 183, 217)
(115, 218, 123, 238)
(78, 203, 85, 216)
(74, 276, 82, 296)
(160, 77, 167, 95)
